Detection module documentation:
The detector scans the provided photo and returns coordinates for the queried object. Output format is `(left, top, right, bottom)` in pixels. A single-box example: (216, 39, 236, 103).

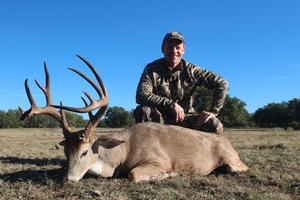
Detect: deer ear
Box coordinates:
(95, 135, 124, 149)
(59, 140, 66, 146)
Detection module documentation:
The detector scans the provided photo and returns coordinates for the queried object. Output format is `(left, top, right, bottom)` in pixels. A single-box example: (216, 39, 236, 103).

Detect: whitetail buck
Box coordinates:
(19, 55, 248, 182)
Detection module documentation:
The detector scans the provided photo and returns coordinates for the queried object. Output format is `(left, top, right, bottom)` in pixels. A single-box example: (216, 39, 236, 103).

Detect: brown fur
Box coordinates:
(62, 122, 248, 182)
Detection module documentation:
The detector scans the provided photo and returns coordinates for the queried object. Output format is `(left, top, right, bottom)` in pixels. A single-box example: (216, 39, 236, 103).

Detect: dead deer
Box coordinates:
(19, 55, 248, 182)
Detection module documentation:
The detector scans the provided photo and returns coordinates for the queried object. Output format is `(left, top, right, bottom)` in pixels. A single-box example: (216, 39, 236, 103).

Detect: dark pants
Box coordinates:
(133, 105, 223, 134)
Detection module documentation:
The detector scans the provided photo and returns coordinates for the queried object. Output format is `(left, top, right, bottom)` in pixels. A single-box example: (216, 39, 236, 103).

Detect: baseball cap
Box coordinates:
(162, 31, 185, 45)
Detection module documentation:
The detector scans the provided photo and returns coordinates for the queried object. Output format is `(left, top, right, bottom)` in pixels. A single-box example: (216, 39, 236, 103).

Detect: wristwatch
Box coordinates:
(168, 101, 175, 109)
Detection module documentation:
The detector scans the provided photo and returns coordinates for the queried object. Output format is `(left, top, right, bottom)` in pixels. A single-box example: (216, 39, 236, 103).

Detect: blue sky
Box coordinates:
(1, 0, 299, 119)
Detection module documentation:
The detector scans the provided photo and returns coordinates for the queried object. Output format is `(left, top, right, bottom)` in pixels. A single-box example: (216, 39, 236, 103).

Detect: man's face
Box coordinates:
(162, 39, 186, 68)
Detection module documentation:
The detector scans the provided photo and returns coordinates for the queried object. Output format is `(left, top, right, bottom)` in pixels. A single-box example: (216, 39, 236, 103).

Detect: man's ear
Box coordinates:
(183, 45, 186, 54)
(161, 44, 165, 53)
(95, 135, 124, 149)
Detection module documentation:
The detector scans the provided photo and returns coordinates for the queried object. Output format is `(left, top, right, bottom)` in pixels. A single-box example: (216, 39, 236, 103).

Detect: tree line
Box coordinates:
(1, 88, 299, 129)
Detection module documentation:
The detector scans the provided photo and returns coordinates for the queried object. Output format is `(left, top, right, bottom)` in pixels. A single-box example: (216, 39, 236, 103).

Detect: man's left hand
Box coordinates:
(197, 111, 216, 127)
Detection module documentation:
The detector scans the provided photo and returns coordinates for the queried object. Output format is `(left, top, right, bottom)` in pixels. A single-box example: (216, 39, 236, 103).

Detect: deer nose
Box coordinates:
(63, 175, 80, 183)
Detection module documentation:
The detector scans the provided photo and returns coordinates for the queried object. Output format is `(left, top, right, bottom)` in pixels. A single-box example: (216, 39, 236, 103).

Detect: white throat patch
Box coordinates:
(87, 162, 103, 176)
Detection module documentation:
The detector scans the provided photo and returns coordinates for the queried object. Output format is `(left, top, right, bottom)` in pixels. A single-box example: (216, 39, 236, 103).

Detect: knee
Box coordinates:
(128, 169, 147, 182)
(133, 106, 152, 123)
(202, 117, 223, 134)
(134, 106, 151, 115)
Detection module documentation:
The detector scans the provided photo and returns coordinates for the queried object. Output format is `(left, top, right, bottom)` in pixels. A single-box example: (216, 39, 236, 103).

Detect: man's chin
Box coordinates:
(167, 59, 179, 65)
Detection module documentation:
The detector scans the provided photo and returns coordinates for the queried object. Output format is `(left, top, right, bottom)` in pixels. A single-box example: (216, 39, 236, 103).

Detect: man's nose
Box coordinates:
(170, 47, 176, 53)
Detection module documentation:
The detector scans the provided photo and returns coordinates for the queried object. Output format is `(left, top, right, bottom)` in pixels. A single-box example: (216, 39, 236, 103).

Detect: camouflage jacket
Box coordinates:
(136, 58, 228, 116)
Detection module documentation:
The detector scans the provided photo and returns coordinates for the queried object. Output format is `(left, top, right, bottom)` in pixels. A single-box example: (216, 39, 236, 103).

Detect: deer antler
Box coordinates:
(19, 55, 108, 141)
(51, 55, 108, 140)
(19, 62, 72, 137)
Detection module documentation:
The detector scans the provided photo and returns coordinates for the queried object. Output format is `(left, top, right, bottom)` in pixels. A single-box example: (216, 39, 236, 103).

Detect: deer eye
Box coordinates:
(81, 150, 88, 158)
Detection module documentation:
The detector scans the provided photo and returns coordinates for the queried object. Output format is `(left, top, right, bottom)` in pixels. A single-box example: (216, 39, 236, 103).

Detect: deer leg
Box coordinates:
(234, 161, 248, 172)
(128, 164, 179, 182)
(225, 162, 248, 175)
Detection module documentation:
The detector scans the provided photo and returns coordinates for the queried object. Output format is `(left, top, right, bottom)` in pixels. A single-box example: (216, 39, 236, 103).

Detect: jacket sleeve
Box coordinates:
(135, 66, 170, 108)
(193, 66, 228, 116)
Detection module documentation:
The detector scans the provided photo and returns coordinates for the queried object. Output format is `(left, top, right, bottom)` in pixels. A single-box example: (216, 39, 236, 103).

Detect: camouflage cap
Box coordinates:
(162, 31, 185, 45)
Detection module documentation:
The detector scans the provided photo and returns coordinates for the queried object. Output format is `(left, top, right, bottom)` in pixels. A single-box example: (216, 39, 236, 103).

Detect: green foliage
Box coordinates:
(103, 106, 135, 128)
(0, 110, 6, 128)
(21, 114, 60, 128)
(252, 98, 300, 129)
(193, 86, 213, 114)
(0, 109, 87, 128)
(1, 97, 299, 129)
(0, 109, 22, 128)
(97, 120, 109, 128)
(193, 86, 252, 127)
(64, 112, 87, 128)
(218, 96, 253, 127)
(0, 107, 133, 129)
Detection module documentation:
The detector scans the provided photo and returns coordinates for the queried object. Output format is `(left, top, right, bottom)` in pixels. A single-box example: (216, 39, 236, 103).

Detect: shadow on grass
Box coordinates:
(0, 157, 107, 184)
(0, 168, 62, 183)
(0, 156, 64, 166)
(0, 156, 65, 183)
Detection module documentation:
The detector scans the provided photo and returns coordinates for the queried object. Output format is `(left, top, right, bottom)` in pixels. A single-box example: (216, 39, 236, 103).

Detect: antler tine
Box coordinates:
(52, 55, 108, 113)
(35, 62, 52, 105)
(19, 79, 38, 120)
(53, 68, 105, 112)
(19, 63, 71, 136)
(81, 97, 94, 120)
(77, 55, 107, 97)
(51, 55, 108, 133)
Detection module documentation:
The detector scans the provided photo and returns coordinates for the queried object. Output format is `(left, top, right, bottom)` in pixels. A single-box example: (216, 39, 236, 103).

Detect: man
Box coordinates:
(134, 31, 228, 134)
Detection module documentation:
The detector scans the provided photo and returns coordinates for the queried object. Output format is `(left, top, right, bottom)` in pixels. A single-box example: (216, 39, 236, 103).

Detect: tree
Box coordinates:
(193, 86, 213, 114)
(252, 102, 288, 128)
(104, 106, 135, 128)
(218, 97, 252, 127)
(4, 109, 21, 128)
(0, 110, 6, 128)
(252, 99, 300, 129)
(21, 114, 55, 128)
(193, 86, 252, 127)
(65, 112, 87, 128)
(286, 98, 300, 129)
(97, 119, 109, 128)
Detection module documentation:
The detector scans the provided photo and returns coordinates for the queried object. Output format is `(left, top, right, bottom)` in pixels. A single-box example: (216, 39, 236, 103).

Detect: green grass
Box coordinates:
(0, 128, 299, 199)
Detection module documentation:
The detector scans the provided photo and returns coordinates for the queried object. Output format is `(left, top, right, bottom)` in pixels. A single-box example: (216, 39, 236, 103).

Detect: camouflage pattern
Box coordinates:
(135, 58, 228, 116)
(133, 105, 224, 134)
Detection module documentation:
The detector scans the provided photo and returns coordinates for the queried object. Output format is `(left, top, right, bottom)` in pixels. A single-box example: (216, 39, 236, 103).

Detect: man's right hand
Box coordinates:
(173, 103, 185, 123)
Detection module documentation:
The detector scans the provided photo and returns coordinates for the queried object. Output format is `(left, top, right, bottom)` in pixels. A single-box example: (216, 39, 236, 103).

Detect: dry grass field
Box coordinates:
(0, 127, 299, 199)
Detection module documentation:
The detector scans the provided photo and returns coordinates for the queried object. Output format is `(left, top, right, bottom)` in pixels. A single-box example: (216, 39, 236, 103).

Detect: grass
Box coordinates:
(0, 128, 299, 199)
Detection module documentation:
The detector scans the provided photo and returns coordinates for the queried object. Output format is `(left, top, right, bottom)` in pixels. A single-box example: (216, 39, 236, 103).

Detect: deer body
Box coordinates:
(64, 122, 248, 182)
(19, 55, 248, 182)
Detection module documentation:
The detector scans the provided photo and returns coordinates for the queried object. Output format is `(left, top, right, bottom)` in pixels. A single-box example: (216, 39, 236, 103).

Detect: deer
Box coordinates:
(19, 55, 248, 182)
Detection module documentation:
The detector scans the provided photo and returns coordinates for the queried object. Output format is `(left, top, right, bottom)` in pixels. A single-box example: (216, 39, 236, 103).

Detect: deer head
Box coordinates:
(19, 55, 109, 181)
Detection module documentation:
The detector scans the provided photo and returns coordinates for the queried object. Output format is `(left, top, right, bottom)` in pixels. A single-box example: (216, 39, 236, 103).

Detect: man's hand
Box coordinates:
(172, 103, 185, 123)
(197, 111, 216, 127)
